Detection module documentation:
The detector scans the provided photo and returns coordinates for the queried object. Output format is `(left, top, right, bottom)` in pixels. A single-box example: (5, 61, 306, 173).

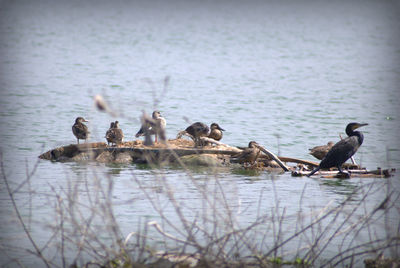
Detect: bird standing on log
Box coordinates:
(72, 117, 89, 144)
(105, 122, 115, 146)
(309, 141, 334, 160)
(307, 122, 368, 177)
(231, 141, 260, 165)
(110, 121, 124, 146)
(135, 111, 166, 143)
(208, 123, 225, 141)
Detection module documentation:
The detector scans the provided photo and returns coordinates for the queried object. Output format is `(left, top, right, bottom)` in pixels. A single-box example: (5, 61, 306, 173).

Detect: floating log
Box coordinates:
(255, 144, 290, 172)
(277, 156, 319, 167)
(38, 140, 396, 178)
(38, 140, 241, 164)
(292, 168, 395, 178)
(199, 136, 230, 147)
(39, 142, 107, 161)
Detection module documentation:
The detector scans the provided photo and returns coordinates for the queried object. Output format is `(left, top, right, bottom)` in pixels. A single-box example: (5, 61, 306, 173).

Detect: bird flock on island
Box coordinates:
(72, 112, 368, 177)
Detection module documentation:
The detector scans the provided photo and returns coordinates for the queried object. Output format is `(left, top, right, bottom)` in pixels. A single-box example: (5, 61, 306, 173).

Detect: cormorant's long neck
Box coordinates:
(347, 128, 364, 145)
(355, 131, 364, 145)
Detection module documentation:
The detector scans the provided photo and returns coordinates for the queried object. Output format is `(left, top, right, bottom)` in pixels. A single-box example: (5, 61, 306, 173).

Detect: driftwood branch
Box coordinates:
(292, 168, 394, 178)
(199, 136, 239, 149)
(277, 156, 319, 167)
(175, 133, 241, 151)
(255, 144, 289, 172)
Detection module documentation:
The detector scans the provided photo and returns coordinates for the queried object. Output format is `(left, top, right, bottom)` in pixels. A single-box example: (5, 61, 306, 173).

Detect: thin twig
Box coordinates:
(0, 154, 51, 268)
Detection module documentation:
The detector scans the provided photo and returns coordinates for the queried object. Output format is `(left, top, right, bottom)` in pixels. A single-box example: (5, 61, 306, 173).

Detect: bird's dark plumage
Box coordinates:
(208, 123, 225, 141)
(308, 122, 368, 177)
(185, 122, 209, 138)
(72, 117, 89, 144)
(184, 122, 210, 146)
(309, 141, 334, 160)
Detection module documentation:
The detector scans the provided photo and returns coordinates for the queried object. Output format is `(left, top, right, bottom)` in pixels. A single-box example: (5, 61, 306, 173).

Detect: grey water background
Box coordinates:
(0, 0, 400, 266)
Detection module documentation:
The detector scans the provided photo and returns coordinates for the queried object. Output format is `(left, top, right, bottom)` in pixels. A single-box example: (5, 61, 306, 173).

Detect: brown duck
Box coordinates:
(105, 122, 114, 145)
(72, 117, 89, 144)
(309, 141, 334, 160)
(208, 123, 225, 141)
(107, 121, 124, 146)
(232, 141, 260, 164)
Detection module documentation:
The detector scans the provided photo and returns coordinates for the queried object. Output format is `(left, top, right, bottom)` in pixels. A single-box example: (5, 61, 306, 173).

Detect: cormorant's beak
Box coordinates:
(83, 119, 89, 122)
(355, 123, 368, 129)
(219, 127, 225, 131)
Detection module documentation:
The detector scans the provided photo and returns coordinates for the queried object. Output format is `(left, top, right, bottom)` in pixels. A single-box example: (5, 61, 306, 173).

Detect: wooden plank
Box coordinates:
(292, 168, 394, 178)
(277, 156, 319, 167)
(255, 144, 290, 172)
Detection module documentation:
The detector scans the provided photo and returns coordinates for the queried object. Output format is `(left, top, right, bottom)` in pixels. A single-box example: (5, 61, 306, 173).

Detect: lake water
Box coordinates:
(0, 0, 400, 266)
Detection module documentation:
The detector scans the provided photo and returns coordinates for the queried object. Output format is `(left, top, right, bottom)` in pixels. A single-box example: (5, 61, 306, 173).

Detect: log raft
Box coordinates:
(292, 168, 396, 178)
(39, 139, 242, 165)
(38, 139, 395, 178)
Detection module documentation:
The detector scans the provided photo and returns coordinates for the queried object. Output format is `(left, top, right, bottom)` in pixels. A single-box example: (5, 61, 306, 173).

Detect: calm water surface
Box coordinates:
(0, 0, 400, 266)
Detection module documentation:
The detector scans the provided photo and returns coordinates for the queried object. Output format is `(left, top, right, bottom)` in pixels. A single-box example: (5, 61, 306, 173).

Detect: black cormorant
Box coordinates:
(308, 122, 368, 177)
(72, 117, 89, 144)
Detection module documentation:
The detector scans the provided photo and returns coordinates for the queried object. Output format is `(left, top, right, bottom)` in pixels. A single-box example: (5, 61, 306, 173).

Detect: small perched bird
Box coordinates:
(135, 111, 166, 143)
(72, 117, 89, 144)
(208, 123, 225, 141)
(112, 121, 124, 145)
(105, 122, 115, 146)
(308, 122, 368, 177)
(231, 141, 260, 165)
(106, 121, 124, 146)
(309, 141, 334, 160)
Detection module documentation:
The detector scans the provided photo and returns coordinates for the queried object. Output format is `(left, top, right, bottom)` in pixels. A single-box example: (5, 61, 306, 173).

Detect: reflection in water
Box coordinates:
(231, 166, 262, 177)
(105, 163, 130, 175)
(320, 178, 361, 202)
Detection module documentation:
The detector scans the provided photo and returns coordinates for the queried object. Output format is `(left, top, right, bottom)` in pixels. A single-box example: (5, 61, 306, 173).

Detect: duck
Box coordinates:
(106, 121, 124, 146)
(309, 141, 334, 160)
(183, 122, 210, 146)
(105, 122, 115, 146)
(231, 141, 260, 165)
(208, 123, 225, 141)
(135, 111, 166, 143)
(111, 121, 124, 145)
(72, 117, 89, 144)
